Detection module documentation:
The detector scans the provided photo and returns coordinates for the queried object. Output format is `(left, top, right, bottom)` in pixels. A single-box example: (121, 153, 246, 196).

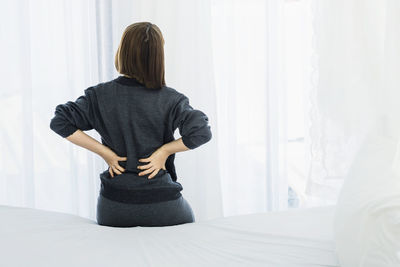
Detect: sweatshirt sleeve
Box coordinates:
(170, 93, 212, 149)
(49, 87, 96, 138)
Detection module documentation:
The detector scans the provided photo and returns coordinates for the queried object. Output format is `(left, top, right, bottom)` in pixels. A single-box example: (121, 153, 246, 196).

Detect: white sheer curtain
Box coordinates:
(1, 0, 295, 221)
(305, 0, 400, 206)
(211, 0, 288, 215)
(0, 0, 112, 219)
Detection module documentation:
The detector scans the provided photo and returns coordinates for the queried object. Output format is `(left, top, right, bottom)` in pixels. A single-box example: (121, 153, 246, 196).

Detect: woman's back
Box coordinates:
(96, 75, 211, 175)
(95, 76, 175, 171)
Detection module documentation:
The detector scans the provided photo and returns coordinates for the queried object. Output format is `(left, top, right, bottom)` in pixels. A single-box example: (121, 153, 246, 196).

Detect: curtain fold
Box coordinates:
(210, 0, 288, 214)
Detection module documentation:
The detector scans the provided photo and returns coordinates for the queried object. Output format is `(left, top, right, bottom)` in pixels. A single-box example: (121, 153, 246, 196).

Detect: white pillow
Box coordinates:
(334, 125, 400, 267)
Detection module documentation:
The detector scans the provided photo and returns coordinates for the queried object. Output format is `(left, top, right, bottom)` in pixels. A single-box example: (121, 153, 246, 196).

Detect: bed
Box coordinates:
(0, 204, 339, 267)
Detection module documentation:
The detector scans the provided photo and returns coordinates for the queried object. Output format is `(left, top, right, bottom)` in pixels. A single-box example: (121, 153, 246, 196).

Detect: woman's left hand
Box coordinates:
(100, 147, 127, 178)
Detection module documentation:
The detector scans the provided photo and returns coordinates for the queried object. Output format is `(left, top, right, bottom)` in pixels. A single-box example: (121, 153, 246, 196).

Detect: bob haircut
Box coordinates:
(115, 22, 166, 89)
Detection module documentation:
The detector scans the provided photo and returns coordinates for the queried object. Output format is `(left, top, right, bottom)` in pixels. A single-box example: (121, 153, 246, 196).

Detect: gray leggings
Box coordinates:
(96, 194, 195, 227)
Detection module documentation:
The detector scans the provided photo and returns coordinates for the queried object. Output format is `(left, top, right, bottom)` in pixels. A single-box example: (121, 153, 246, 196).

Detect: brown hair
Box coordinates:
(115, 22, 166, 89)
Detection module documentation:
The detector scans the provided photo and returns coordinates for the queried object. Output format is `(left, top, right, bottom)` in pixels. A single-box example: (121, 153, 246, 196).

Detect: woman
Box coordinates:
(49, 22, 212, 227)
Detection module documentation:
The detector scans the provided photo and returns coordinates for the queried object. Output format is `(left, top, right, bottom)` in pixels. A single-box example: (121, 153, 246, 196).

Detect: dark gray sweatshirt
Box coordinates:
(50, 75, 212, 204)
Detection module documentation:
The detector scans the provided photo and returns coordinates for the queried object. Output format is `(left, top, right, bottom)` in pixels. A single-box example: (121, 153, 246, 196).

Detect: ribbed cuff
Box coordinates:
(56, 123, 79, 138)
(181, 136, 198, 150)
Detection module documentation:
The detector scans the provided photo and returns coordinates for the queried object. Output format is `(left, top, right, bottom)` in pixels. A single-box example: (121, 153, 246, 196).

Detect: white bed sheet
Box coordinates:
(0, 204, 340, 267)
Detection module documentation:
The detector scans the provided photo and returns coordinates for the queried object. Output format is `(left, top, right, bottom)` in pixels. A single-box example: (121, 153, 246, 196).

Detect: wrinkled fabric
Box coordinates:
(0, 204, 339, 267)
(334, 121, 400, 267)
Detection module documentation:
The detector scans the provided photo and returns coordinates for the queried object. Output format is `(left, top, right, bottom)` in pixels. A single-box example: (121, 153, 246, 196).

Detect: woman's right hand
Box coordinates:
(137, 146, 170, 179)
(99, 145, 127, 178)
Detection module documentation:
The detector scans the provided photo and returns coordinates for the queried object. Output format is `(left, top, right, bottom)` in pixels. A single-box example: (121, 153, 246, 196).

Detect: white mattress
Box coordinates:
(0, 204, 340, 267)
